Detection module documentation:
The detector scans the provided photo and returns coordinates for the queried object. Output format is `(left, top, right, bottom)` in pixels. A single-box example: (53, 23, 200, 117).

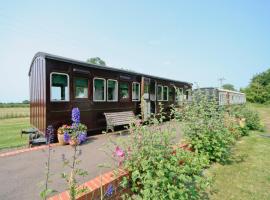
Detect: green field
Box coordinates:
(208, 104, 270, 200)
(0, 107, 30, 150)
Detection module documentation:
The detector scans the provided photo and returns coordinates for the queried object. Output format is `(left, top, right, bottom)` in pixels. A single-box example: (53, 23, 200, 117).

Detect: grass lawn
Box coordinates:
(208, 104, 270, 200)
(0, 117, 30, 150)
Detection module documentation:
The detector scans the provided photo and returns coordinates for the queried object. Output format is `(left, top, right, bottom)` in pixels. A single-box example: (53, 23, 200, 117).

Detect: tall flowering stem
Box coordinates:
(72, 108, 80, 124)
(40, 125, 55, 199)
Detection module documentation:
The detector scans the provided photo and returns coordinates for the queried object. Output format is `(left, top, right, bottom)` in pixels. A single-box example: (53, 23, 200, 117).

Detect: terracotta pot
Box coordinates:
(57, 134, 67, 145)
(69, 138, 78, 146)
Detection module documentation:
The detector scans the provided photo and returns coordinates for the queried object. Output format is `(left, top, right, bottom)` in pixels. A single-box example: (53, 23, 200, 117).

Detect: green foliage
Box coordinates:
(61, 146, 88, 200)
(228, 105, 261, 131)
(22, 100, 30, 104)
(86, 57, 106, 66)
(222, 83, 236, 91)
(243, 68, 270, 104)
(182, 92, 235, 162)
(111, 115, 210, 200)
(0, 103, 29, 108)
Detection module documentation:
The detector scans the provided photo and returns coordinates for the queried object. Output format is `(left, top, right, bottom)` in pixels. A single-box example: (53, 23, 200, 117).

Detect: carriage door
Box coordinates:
(141, 77, 156, 120)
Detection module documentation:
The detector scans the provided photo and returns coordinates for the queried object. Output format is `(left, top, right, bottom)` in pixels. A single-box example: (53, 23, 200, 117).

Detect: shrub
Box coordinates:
(228, 105, 261, 131)
(109, 116, 210, 200)
(182, 91, 235, 162)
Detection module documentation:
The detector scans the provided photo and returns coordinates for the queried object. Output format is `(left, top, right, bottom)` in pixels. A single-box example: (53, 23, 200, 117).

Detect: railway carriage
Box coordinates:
(29, 52, 192, 134)
(195, 87, 246, 106)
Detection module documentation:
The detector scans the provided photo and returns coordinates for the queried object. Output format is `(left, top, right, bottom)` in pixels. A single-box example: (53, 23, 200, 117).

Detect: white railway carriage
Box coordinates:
(194, 87, 246, 106)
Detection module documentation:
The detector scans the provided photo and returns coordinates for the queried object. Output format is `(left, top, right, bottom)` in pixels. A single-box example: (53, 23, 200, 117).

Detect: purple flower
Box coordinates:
(46, 125, 54, 144)
(115, 146, 125, 158)
(72, 108, 80, 123)
(105, 184, 114, 197)
(77, 132, 87, 144)
(63, 132, 70, 143)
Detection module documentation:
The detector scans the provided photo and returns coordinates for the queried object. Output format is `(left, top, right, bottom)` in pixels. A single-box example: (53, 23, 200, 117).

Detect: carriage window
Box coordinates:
(119, 82, 129, 100)
(107, 79, 118, 101)
(163, 86, 168, 101)
(175, 88, 183, 102)
(157, 85, 163, 101)
(51, 73, 69, 101)
(93, 78, 106, 101)
(132, 82, 140, 101)
(169, 87, 174, 101)
(74, 77, 88, 98)
(185, 90, 190, 100)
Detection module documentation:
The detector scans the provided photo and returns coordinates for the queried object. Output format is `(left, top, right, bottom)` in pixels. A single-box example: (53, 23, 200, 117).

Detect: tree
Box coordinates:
(22, 100, 30, 104)
(222, 84, 236, 91)
(243, 68, 270, 104)
(86, 57, 106, 66)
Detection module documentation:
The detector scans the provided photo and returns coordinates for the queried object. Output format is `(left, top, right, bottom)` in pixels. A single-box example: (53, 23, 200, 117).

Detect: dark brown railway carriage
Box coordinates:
(29, 52, 192, 134)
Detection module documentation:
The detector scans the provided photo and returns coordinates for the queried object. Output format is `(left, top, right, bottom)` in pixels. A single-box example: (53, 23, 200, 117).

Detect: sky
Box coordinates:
(0, 0, 270, 102)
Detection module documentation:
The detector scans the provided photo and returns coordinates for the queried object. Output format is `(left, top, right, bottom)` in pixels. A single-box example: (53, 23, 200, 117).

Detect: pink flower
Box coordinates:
(115, 146, 125, 158)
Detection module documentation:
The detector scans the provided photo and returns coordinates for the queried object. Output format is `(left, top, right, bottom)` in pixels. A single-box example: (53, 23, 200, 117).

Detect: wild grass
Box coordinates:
(207, 104, 270, 200)
(0, 107, 30, 119)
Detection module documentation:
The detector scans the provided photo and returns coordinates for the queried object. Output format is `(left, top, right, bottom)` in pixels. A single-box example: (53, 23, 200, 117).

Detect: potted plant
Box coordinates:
(57, 125, 72, 145)
(62, 108, 88, 146)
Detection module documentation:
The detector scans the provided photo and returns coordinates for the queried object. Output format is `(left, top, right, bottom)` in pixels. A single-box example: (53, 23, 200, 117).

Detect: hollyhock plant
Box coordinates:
(115, 146, 125, 158)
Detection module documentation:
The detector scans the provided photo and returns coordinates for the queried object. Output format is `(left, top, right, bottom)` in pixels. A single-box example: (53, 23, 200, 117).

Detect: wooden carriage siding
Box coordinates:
(29, 52, 192, 134)
(194, 87, 246, 105)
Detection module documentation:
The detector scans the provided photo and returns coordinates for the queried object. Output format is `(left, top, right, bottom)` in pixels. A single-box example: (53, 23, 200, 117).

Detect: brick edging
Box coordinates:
(0, 143, 59, 158)
(0, 136, 94, 158)
(49, 169, 129, 200)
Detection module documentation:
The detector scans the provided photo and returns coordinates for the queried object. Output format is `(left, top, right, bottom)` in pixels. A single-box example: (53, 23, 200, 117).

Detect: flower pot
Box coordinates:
(57, 134, 67, 145)
(69, 138, 78, 146)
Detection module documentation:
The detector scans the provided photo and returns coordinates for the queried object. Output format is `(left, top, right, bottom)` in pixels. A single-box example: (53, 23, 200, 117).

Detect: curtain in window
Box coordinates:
(94, 79, 105, 100)
(108, 80, 117, 101)
(74, 78, 88, 98)
(120, 82, 129, 100)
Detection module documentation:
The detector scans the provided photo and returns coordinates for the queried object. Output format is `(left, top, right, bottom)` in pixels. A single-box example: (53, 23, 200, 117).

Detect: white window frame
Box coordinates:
(157, 85, 163, 101)
(163, 86, 169, 101)
(93, 77, 106, 102)
(132, 82, 141, 102)
(50, 72, 70, 102)
(107, 79, 118, 102)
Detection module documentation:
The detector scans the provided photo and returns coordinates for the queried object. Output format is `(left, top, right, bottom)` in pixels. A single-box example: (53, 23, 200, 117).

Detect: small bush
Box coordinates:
(228, 105, 261, 131)
(182, 91, 235, 162)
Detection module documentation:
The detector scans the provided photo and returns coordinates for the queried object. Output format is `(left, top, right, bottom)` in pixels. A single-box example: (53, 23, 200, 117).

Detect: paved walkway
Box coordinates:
(0, 122, 183, 200)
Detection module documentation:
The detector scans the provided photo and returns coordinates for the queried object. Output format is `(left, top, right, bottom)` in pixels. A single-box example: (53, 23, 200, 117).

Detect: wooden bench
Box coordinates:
(104, 111, 136, 132)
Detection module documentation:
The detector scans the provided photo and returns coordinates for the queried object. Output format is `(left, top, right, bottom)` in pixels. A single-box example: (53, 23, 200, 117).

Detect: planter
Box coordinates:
(69, 138, 78, 146)
(57, 134, 68, 145)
